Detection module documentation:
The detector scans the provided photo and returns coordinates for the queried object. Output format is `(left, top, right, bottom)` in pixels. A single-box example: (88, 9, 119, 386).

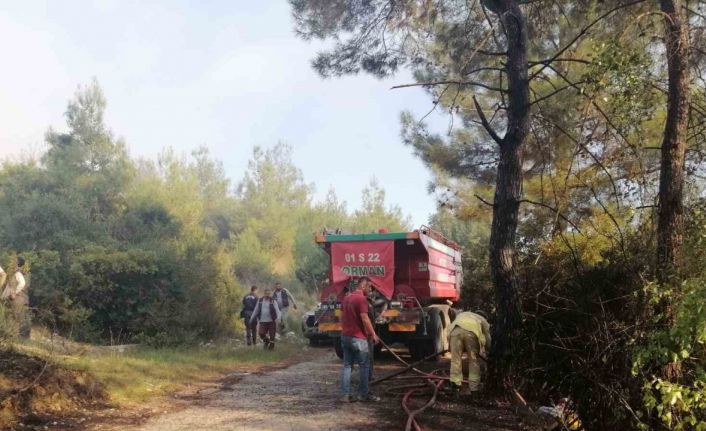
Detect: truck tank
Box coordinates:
(314, 226, 463, 360)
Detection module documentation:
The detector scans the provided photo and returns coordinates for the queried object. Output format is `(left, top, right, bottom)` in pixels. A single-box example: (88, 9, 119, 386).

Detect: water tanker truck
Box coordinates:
(313, 226, 462, 360)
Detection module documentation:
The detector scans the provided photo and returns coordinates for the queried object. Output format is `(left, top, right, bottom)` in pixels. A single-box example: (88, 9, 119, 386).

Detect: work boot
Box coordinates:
(340, 395, 354, 403)
(357, 393, 381, 402)
(267, 341, 275, 350)
(444, 383, 463, 398)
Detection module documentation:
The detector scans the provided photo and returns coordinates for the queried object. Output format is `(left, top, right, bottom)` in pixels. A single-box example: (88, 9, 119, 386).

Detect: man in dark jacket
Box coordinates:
(240, 286, 259, 345)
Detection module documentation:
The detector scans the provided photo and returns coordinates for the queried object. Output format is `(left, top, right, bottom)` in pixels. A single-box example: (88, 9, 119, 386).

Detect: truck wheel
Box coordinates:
(418, 310, 444, 362)
(408, 310, 444, 362)
(333, 338, 344, 359)
(430, 309, 445, 359)
(407, 342, 423, 361)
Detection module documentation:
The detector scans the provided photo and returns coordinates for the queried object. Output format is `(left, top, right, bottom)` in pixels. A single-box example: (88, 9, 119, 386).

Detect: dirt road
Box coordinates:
(82, 347, 524, 431)
(97, 350, 394, 431)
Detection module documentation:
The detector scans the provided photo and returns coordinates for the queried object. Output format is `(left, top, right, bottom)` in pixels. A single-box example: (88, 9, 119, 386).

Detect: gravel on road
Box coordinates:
(112, 351, 393, 431)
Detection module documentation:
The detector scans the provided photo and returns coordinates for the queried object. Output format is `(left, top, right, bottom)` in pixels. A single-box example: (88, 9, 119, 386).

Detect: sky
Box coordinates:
(0, 0, 449, 226)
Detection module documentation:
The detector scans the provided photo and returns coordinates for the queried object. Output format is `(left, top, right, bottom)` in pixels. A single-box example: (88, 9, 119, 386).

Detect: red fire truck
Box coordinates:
(313, 226, 462, 360)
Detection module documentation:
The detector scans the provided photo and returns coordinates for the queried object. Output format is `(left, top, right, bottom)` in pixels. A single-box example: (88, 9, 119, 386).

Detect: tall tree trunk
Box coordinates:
(485, 0, 529, 367)
(656, 0, 689, 289)
(656, 0, 689, 385)
(489, 142, 524, 362)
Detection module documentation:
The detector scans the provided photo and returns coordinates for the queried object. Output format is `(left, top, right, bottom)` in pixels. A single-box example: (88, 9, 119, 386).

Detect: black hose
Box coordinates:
(371, 345, 448, 385)
(413, 297, 427, 336)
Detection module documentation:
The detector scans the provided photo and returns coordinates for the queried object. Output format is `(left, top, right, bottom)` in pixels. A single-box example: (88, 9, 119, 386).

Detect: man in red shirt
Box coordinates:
(340, 276, 381, 403)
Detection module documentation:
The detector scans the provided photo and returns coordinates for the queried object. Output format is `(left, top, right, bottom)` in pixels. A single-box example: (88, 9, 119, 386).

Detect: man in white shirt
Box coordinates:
(3, 257, 29, 339)
(0, 265, 6, 296)
(272, 282, 297, 336)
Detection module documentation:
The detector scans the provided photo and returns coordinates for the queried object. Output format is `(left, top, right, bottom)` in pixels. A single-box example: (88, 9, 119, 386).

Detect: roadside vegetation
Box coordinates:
(2, 334, 302, 429)
(19, 338, 298, 404)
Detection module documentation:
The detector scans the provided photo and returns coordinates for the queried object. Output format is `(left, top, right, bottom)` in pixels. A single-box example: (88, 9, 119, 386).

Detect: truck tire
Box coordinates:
(407, 342, 421, 361)
(333, 337, 344, 359)
(426, 309, 444, 362)
(424, 309, 444, 360)
(408, 309, 444, 362)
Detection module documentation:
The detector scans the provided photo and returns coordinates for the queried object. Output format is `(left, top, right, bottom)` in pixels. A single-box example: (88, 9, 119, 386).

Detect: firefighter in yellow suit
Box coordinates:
(448, 310, 491, 392)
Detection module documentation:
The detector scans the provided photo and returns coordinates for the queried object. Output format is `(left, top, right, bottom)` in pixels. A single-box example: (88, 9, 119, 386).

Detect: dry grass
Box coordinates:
(14, 330, 300, 405)
(61, 344, 297, 404)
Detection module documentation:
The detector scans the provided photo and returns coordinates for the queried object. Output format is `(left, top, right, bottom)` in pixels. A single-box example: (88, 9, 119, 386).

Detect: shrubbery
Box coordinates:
(634, 277, 706, 430)
(433, 198, 706, 430)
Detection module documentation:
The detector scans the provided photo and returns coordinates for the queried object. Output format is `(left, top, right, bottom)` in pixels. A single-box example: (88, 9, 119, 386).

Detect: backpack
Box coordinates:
(240, 294, 258, 318)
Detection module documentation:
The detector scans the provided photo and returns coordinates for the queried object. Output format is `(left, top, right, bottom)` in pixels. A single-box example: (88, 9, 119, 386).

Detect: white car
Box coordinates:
(301, 304, 330, 346)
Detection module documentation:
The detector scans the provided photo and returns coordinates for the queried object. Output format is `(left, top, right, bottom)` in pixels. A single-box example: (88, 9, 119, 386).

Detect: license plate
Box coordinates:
(389, 323, 416, 332)
(319, 323, 342, 332)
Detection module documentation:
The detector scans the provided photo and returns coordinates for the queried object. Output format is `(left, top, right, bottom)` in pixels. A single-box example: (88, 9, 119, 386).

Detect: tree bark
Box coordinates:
(656, 0, 689, 289)
(483, 0, 529, 366)
(655, 0, 689, 386)
(489, 142, 524, 362)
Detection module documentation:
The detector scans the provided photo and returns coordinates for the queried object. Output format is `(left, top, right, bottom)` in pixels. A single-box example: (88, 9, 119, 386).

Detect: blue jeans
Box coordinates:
(340, 335, 370, 398)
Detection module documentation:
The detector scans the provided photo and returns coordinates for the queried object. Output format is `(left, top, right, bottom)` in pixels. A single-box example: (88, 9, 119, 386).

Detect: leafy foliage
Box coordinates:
(0, 82, 409, 344)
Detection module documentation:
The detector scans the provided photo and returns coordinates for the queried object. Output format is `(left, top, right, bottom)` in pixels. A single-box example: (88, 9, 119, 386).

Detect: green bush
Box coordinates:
(632, 279, 706, 430)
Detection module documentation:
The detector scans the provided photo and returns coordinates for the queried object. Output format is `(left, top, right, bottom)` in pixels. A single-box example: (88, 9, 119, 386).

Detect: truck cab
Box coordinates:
(313, 226, 462, 360)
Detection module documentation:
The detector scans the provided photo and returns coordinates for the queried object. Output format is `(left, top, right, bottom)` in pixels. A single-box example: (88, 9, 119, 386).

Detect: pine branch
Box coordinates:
(529, 0, 647, 81)
(473, 96, 505, 146)
(518, 199, 582, 234)
(390, 80, 507, 93)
